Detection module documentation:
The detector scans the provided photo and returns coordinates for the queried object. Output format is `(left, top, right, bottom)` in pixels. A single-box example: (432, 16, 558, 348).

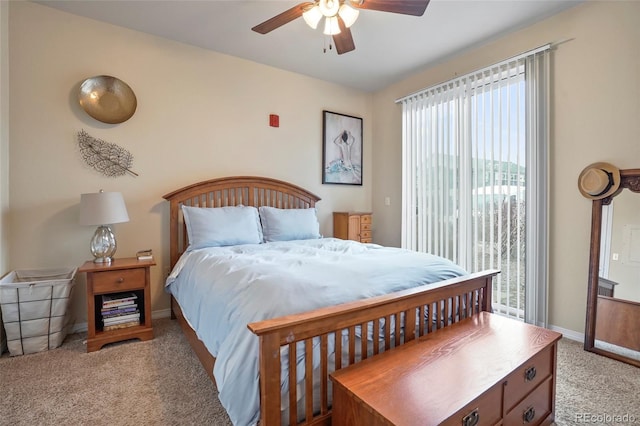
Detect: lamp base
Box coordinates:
(90, 225, 118, 263)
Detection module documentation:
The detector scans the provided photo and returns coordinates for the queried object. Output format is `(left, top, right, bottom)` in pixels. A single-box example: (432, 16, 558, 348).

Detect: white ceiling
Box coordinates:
(35, 0, 584, 92)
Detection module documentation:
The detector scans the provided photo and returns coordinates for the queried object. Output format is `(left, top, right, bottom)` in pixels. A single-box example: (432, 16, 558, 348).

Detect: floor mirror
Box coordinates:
(583, 167, 640, 367)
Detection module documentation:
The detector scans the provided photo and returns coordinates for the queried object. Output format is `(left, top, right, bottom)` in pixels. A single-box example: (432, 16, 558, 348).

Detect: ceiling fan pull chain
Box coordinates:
(323, 35, 333, 53)
(322, 36, 333, 53)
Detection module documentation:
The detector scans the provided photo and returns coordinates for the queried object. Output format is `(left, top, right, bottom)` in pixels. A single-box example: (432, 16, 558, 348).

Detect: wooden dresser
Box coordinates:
(330, 312, 562, 426)
(333, 212, 372, 243)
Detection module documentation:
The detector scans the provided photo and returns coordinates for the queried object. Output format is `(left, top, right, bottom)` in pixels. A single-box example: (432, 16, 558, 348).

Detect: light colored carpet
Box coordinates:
(554, 337, 639, 425)
(0, 318, 233, 425)
(1, 318, 638, 425)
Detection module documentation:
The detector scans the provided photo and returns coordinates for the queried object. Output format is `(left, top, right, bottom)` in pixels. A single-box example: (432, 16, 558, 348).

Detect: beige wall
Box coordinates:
(8, 1, 640, 338)
(1, 0, 9, 349)
(372, 1, 640, 335)
(7, 2, 372, 327)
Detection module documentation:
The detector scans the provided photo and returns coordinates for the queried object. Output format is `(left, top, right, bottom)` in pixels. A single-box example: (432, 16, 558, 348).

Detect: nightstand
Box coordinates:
(79, 257, 155, 352)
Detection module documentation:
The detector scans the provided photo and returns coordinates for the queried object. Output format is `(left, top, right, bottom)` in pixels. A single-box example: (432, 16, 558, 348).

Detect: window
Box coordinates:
(398, 46, 550, 325)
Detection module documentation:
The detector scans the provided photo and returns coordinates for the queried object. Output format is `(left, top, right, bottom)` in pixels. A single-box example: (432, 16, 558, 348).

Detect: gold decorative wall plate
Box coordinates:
(78, 75, 137, 124)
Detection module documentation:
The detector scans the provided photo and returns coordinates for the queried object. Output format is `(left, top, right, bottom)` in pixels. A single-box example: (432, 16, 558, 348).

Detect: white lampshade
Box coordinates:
(80, 190, 129, 226)
(338, 4, 359, 28)
(303, 5, 323, 29)
(79, 190, 129, 263)
(323, 16, 341, 35)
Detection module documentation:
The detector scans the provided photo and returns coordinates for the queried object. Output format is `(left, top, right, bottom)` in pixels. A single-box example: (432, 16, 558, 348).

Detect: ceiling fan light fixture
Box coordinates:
(318, 0, 340, 17)
(302, 5, 323, 29)
(338, 4, 359, 28)
(323, 15, 341, 35)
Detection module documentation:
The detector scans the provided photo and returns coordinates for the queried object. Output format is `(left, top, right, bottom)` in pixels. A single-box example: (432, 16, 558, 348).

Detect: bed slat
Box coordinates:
(320, 334, 328, 415)
(405, 308, 416, 343)
(360, 322, 368, 360)
(305, 338, 313, 422)
(373, 319, 380, 355)
(348, 327, 356, 365)
(288, 342, 297, 425)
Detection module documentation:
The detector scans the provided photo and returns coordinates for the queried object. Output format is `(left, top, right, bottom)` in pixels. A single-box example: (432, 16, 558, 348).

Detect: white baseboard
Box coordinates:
(70, 308, 172, 334)
(548, 323, 584, 343)
(506, 316, 584, 344)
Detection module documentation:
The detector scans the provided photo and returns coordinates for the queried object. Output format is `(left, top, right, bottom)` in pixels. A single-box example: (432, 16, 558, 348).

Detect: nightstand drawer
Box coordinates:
(361, 230, 372, 239)
(361, 223, 372, 231)
(360, 215, 372, 224)
(92, 268, 145, 293)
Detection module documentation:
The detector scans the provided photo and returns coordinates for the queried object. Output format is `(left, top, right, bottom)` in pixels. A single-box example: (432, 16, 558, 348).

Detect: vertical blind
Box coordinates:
(398, 45, 550, 326)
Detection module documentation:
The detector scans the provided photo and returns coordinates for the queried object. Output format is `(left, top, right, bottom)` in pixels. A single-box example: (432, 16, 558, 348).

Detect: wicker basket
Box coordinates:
(0, 267, 77, 356)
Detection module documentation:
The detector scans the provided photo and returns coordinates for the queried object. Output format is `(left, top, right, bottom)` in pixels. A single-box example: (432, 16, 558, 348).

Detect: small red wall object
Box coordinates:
(269, 114, 279, 128)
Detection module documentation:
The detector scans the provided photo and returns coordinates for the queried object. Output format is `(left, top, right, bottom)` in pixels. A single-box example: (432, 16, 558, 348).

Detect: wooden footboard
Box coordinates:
(248, 269, 498, 425)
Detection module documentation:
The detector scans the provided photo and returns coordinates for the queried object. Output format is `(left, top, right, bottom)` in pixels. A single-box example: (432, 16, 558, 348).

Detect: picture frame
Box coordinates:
(322, 110, 363, 185)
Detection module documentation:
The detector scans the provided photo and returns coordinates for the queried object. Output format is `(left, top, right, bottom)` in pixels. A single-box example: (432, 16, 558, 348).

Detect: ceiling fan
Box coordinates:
(251, 0, 430, 55)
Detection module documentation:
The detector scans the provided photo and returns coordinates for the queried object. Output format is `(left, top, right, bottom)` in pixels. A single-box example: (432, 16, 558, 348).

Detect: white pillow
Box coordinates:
(259, 206, 321, 242)
(182, 205, 263, 250)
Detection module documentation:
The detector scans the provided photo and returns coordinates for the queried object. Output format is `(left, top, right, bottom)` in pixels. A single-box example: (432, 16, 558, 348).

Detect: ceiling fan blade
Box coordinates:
(352, 0, 430, 16)
(252, 2, 315, 34)
(333, 17, 356, 55)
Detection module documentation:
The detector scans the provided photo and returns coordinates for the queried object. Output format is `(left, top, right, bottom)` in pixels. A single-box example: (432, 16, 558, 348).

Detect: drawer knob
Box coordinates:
(462, 408, 479, 426)
(523, 406, 536, 423)
(524, 366, 537, 381)
(116, 277, 124, 283)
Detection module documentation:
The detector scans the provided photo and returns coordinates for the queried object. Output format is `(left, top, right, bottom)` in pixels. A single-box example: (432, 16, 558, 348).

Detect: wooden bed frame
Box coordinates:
(163, 176, 499, 425)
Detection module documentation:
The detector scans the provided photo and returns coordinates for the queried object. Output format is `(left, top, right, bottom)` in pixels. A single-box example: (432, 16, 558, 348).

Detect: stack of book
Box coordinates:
(101, 292, 140, 331)
(136, 249, 153, 261)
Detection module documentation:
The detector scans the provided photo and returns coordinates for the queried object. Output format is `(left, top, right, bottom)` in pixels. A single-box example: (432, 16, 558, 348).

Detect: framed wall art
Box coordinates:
(322, 110, 363, 185)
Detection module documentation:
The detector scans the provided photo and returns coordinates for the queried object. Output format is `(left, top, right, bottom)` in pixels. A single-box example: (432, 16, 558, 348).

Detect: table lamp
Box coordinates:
(79, 190, 129, 263)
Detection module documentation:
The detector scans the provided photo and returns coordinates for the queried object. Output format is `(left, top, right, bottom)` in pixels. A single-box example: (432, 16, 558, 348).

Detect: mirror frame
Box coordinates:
(584, 168, 640, 367)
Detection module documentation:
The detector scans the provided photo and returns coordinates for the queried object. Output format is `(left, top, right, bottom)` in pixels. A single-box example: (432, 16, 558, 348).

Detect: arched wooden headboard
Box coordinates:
(162, 176, 321, 268)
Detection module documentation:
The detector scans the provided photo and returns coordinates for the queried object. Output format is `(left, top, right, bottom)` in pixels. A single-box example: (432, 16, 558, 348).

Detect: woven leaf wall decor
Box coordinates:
(77, 130, 138, 177)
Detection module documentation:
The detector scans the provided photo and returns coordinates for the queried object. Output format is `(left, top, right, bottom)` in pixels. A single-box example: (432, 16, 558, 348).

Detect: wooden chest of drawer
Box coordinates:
(333, 212, 373, 243)
(330, 312, 562, 426)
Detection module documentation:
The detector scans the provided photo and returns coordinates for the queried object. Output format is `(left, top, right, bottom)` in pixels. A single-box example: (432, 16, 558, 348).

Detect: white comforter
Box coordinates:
(165, 238, 467, 426)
